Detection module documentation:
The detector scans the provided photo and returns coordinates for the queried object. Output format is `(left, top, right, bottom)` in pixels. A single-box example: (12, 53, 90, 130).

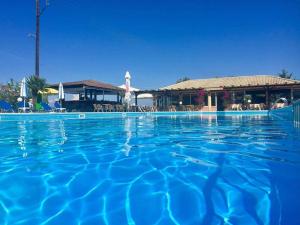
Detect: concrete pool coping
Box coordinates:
(0, 110, 269, 121)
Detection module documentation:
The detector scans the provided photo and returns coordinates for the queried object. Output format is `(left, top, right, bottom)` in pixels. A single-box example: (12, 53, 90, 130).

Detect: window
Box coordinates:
(171, 95, 179, 105)
(191, 95, 198, 105)
(183, 95, 190, 105)
(293, 90, 300, 101)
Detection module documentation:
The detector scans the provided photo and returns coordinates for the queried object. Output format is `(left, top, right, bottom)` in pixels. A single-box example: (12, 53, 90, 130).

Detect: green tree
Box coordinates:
(26, 75, 47, 105)
(176, 76, 191, 83)
(278, 69, 293, 79)
(0, 79, 20, 108)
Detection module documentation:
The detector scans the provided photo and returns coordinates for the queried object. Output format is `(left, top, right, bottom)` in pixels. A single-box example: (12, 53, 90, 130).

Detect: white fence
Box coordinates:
(294, 100, 300, 127)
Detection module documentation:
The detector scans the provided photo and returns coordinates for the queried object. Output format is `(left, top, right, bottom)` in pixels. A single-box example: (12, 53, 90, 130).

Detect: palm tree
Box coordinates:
(278, 69, 293, 79)
(26, 75, 47, 105)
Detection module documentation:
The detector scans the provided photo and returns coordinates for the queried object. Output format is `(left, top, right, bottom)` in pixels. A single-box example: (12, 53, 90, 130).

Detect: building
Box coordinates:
(136, 75, 300, 111)
(50, 80, 124, 111)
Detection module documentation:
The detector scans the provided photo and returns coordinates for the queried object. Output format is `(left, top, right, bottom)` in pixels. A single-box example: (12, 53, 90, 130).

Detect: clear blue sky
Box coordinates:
(0, 0, 299, 89)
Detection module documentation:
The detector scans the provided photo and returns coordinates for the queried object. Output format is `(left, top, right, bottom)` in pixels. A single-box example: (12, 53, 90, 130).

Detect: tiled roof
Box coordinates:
(160, 75, 300, 91)
(50, 80, 123, 91)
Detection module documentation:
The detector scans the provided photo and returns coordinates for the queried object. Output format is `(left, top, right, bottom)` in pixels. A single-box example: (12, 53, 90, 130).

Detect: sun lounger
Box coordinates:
(102, 104, 113, 112)
(17, 102, 31, 113)
(260, 103, 266, 110)
(93, 104, 103, 112)
(231, 104, 243, 111)
(150, 106, 157, 112)
(138, 106, 149, 112)
(168, 105, 177, 112)
(41, 102, 53, 112)
(249, 104, 261, 110)
(0, 100, 14, 112)
(35, 103, 43, 112)
(54, 102, 66, 112)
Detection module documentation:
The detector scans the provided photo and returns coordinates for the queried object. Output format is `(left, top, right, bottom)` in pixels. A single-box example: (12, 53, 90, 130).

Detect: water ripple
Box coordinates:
(0, 115, 299, 224)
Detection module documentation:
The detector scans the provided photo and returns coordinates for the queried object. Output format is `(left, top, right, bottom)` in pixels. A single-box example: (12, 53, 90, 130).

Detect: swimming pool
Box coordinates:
(0, 112, 299, 225)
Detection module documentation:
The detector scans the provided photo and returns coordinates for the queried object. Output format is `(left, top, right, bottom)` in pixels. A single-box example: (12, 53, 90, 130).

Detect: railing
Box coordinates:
(293, 100, 300, 127)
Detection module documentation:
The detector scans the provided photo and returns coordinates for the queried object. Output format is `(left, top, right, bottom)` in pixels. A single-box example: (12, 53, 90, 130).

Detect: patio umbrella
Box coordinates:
(20, 77, 27, 112)
(58, 82, 65, 106)
(38, 88, 59, 95)
(124, 71, 131, 108)
(137, 93, 153, 99)
(118, 84, 139, 92)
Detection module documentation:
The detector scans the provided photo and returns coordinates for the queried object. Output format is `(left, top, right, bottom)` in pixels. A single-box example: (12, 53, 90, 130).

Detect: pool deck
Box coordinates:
(0, 110, 269, 121)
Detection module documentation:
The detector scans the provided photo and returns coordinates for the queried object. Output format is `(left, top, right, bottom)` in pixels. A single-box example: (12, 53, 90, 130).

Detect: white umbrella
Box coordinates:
(20, 77, 27, 112)
(137, 93, 153, 99)
(58, 82, 65, 107)
(58, 82, 64, 100)
(118, 84, 140, 92)
(124, 71, 131, 108)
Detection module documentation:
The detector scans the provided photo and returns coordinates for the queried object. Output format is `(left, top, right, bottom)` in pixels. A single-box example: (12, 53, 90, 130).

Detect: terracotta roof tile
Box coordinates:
(160, 75, 300, 91)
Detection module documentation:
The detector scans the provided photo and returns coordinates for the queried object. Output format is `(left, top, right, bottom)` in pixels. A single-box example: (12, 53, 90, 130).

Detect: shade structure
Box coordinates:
(38, 88, 59, 95)
(58, 82, 65, 100)
(124, 71, 131, 106)
(20, 77, 27, 112)
(47, 80, 124, 112)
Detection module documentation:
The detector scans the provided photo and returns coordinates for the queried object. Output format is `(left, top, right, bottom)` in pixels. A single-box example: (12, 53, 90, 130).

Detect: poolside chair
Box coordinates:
(194, 105, 202, 111)
(98, 104, 104, 112)
(231, 104, 243, 111)
(118, 105, 125, 112)
(260, 103, 266, 110)
(54, 102, 66, 112)
(254, 104, 261, 110)
(186, 105, 194, 111)
(41, 102, 53, 112)
(168, 105, 176, 112)
(17, 102, 31, 113)
(151, 106, 158, 112)
(93, 104, 98, 112)
(237, 104, 243, 111)
(0, 100, 14, 112)
(35, 102, 43, 112)
(103, 104, 113, 112)
(138, 106, 145, 112)
(115, 105, 120, 112)
(93, 104, 103, 112)
(120, 105, 125, 112)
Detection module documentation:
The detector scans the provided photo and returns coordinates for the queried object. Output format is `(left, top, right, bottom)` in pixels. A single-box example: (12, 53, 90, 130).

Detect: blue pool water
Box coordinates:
(0, 113, 300, 225)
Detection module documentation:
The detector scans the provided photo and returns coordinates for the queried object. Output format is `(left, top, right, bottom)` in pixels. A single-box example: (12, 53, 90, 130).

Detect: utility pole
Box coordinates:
(35, 0, 40, 77)
(34, 0, 49, 78)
